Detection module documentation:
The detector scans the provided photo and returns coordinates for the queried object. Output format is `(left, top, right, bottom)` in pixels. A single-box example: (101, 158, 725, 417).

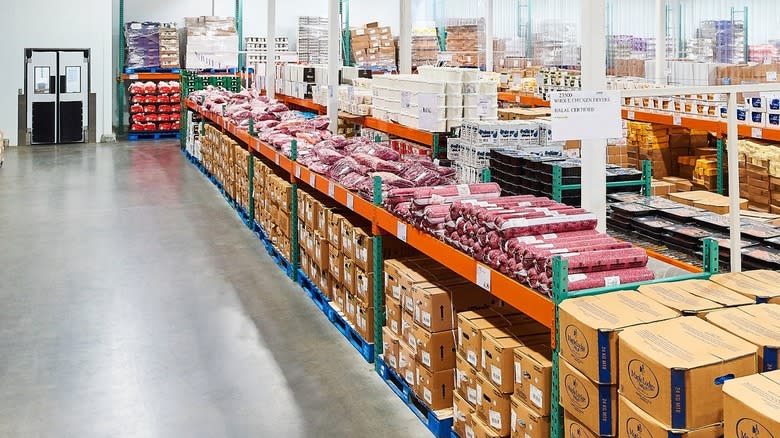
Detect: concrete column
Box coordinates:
(266, 0, 276, 98)
(399, 0, 412, 74)
(486, 0, 494, 72)
(727, 92, 741, 272)
(328, 0, 340, 133)
(655, 0, 666, 85)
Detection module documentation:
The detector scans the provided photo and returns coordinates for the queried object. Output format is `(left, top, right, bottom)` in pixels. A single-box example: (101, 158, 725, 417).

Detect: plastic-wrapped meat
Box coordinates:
(256, 120, 280, 130)
(504, 230, 601, 254)
(339, 173, 369, 190)
(497, 214, 598, 239)
(309, 162, 331, 175)
(371, 172, 414, 188)
(353, 144, 401, 161)
(398, 163, 442, 187)
(256, 113, 278, 122)
(328, 157, 369, 180)
(307, 116, 330, 130)
(267, 103, 289, 113)
(352, 153, 404, 174)
(296, 131, 322, 145)
(316, 148, 344, 165)
(314, 140, 337, 150)
(549, 247, 648, 275)
(538, 267, 655, 294)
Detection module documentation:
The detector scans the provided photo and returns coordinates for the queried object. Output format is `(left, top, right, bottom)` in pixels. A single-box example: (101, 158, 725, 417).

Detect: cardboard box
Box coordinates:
(457, 310, 526, 370)
(382, 326, 400, 370)
(559, 357, 617, 436)
(333, 280, 346, 312)
(352, 227, 373, 271)
(345, 292, 358, 327)
(514, 344, 553, 416)
(401, 311, 416, 350)
(477, 373, 513, 436)
(481, 325, 550, 393)
(710, 271, 780, 303)
(327, 211, 345, 249)
(661, 279, 754, 308)
(471, 414, 503, 438)
(386, 295, 402, 336)
(328, 244, 343, 284)
(304, 196, 320, 229)
(454, 392, 475, 438)
(722, 371, 780, 438)
(413, 282, 499, 333)
(559, 291, 679, 384)
(340, 219, 355, 260)
(355, 266, 373, 308)
(356, 306, 374, 341)
(318, 268, 331, 297)
(618, 396, 723, 438)
(413, 323, 456, 371)
(313, 233, 330, 269)
(415, 365, 454, 410)
(705, 304, 780, 371)
(618, 316, 757, 429)
(456, 352, 480, 406)
(564, 412, 600, 438)
(637, 282, 725, 316)
(342, 257, 356, 293)
(398, 343, 417, 391)
(510, 396, 550, 438)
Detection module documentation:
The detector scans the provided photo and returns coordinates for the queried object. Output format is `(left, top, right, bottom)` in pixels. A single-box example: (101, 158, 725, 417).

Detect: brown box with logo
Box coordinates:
(481, 325, 550, 393)
(457, 310, 526, 370)
(352, 227, 373, 272)
(340, 219, 355, 260)
(457, 352, 481, 406)
(470, 414, 503, 438)
(386, 295, 402, 336)
(559, 356, 618, 436)
(618, 316, 757, 430)
(355, 306, 374, 341)
(401, 311, 416, 349)
(313, 233, 330, 269)
(355, 266, 374, 308)
(477, 373, 513, 436)
(618, 396, 723, 438)
(398, 343, 417, 391)
(705, 304, 780, 371)
(514, 344, 553, 416)
(304, 195, 320, 229)
(559, 291, 680, 384)
(414, 323, 456, 371)
(415, 364, 454, 410)
(637, 282, 728, 316)
(722, 370, 780, 438)
(564, 412, 600, 438)
(454, 392, 475, 438)
(342, 257, 356, 293)
(328, 244, 343, 284)
(510, 396, 551, 438)
(709, 270, 780, 303)
(642, 279, 754, 310)
(382, 326, 400, 370)
(413, 281, 498, 333)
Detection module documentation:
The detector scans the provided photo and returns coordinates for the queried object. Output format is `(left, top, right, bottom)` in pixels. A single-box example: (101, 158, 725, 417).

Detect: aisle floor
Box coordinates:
(0, 141, 432, 438)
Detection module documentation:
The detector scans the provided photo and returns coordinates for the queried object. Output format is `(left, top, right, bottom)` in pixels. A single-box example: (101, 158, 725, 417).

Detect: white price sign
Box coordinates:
(550, 91, 621, 141)
(476, 264, 491, 291)
(309, 173, 316, 187)
(274, 153, 280, 165)
(673, 114, 682, 126)
(129, 74, 139, 80)
(346, 193, 354, 210)
(294, 165, 302, 179)
(478, 95, 491, 116)
(768, 71, 778, 82)
(328, 182, 335, 198)
(396, 221, 407, 242)
(627, 110, 635, 120)
(278, 52, 299, 63)
(752, 127, 763, 139)
(418, 93, 438, 132)
(401, 91, 412, 109)
(437, 53, 453, 62)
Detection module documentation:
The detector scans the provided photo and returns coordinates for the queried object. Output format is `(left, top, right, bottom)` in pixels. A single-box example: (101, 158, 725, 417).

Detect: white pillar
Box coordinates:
(399, 0, 412, 74)
(328, 0, 340, 133)
(654, 0, 666, 85)
(485, 0, 494, 72)
(727, 92, 742, 272)
(670, 0, 681, 58)
(266, 0, 276, 99)
(580, 0, 608, 232)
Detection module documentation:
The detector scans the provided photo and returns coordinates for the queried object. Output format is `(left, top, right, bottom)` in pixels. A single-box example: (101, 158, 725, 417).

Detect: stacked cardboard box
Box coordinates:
(200, 124, 236, 197)
(747, 161, 771, 212)
(723, 369, 780, 438)
(351, 22, 395, 68)
(739, 139, 780, 213)
(158, 23, 180, 69)
(184, 16, 238, 69)
(445, 18, 486, 68)
(626, 122, 672, 177)
(125, 22, 160, 69)
(297, 16, 328, 64)
(412, 25, 439, 68)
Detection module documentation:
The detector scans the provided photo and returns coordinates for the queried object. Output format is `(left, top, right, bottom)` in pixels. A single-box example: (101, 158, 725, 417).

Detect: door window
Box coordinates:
(65, 66, 81, 93)
(34, 67, 50, 94)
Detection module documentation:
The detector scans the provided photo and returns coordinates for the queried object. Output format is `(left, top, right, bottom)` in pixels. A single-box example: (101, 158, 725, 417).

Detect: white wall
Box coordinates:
(2, 0, 113, 146)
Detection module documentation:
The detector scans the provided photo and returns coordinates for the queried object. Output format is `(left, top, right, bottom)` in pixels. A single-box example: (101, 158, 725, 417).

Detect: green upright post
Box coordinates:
(117, 0, 125, 136)
(481, 167, 491, 183)
(372, 175, 385, 368)
(432, 134, 440, 158)
(248, 118, 255, 137)
(290, 140, 300, 281)
(248, 153, 255, 225)
(375, 134, 382, 143)
(341, 0, 352, 66)
(642, 160, 653, 197)
(236, 0, 244, 70)
(702, 237, 719, 274)
(552, 165, 563, 202)
(716, 138, 724, 195)
(550, 256, 569, 438)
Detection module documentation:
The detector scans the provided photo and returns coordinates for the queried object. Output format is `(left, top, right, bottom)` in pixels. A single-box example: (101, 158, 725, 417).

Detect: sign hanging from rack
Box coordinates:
(418, 94, 438, 132)
(549, 90, 621, 141)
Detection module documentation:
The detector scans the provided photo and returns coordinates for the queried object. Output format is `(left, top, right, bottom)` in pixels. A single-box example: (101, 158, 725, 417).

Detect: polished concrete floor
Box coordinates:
(0, 141, 431, 438)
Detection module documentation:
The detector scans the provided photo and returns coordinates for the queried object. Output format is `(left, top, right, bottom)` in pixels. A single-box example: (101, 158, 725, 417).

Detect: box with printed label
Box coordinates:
(297, 191, 308, 221)
(342, 257, 356, 293)
(665, 279, 754, 308)
(722, 370, 780, 438)
(618, 396, 723, 438)
(304, 195, 320, 229)
(386, 295, 402, 336)
(355, 266, 374, 308)
(313, 233, 330, 269)
(413, 323, 456, 371)
(454, 392, 475, 438)
(470, 414, 503, 438)
(709, 271, 780, 303)
(333, 280, 346, 312)
(705, 304, 780, 371)
(318, 269, 331, 297)
(355, 306, 374, 341)
(415, 364, 454, 410)
(382, 326, 400, 370)
(559, 291, 680, 384)
(457, 310, 527, 370)
(413, 282, 498, 333)
(510, 395, 550, 438)
(637, 282, 727, 316)
(398, 343, 417, 391)
(316, 205, 335, 235)
(477, 373, 513, 436)
(618, 316, 757, 430)
(345, 292, 358, 326)
(564, 412, 600, 438)
(481, 325, 551, 393)
(352, 227, 373, 271)
(401, 311, 416, 351)
(514, 344, 553, 416)
(327, 211, 348, 250)
(559, 357, 617, 436)
(457, 352, 481, 406)
(327, 244, 343, 285)
(340, 219, 355, 260)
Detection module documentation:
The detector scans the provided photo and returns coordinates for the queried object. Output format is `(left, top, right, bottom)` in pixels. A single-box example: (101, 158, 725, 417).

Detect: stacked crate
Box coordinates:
(158, 23, 180, 69)
(298, 16, 328, 64)
(445, 18, 485, 68)
(350, 22, 396, 68)
(412, 25, 439, 68)
(627, 121, 670, 176)
(245, 36, 290, 65)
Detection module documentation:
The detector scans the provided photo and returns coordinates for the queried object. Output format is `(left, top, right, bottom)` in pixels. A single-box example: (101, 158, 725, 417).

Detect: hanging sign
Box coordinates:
(550, 90, 621, 141)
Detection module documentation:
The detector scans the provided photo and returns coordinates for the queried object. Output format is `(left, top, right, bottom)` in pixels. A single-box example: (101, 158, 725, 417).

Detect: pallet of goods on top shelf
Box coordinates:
(350, 22, 396, 69)
(183, 16, 238, 70)
(444, 18, 485, 69)
(128, 80, 182, 132)
(411, 24, 438, 68)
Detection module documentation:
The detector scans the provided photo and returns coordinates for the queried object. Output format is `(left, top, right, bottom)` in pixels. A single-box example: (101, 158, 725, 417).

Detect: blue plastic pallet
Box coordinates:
(377, 359, 454, 438)
(124, 67, 181, 74)
(296, 269, 331, 314)
(128, 132, 180, 141)
(326, 304, 375, 363)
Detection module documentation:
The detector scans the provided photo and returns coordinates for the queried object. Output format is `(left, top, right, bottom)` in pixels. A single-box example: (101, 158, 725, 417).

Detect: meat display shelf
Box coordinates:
(122, 72, 181, 81)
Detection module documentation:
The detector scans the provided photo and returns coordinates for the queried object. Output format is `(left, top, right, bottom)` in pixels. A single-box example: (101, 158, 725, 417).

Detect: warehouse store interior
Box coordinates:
(2, 1, 780, 437)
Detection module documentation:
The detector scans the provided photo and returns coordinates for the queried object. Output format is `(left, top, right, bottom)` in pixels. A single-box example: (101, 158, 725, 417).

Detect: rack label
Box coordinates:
(437, 53, 453, 62)
(129, 74, 139, 80)
(400, 91, 411, 109)
(673, 114, 682, 126)
(478, 95, 491, 116)
(627, 110, 635, 120)
(328, 182, 335, 198)
(752, 127, 763, 139)
(309, 173, 316, 187)
(476, 264, 491, 291)
(346, 193, 354, 210)
(294, 165, 301, 179)
(550, 90, 621, 140)
(768, 71, 778, 82)
(396, 221, 407, 242)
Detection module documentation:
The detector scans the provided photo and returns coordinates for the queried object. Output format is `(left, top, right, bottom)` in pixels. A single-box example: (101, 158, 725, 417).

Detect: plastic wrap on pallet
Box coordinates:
(125, 22, 161, 69)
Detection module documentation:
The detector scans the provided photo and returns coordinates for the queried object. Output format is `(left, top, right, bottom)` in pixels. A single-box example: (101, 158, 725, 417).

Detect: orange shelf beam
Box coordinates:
(498, 92, 550, 107)
(122, 73, 181, 81)
(275, 93, 326, 114)
(621, 108, 780, 141)
(361, 117, 436, 147)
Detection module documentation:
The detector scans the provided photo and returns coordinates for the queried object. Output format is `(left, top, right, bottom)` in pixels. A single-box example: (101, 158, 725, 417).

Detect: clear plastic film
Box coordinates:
(125, 22, 160, 69)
